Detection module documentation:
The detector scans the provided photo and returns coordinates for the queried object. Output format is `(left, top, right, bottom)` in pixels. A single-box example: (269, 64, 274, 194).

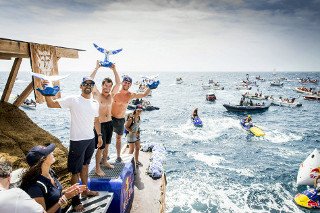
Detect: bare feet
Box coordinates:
(95, 168, 106, 176)
(102, 162, 115, 169)
(73, 204, 85, 212)
(82, 190, 99, 198)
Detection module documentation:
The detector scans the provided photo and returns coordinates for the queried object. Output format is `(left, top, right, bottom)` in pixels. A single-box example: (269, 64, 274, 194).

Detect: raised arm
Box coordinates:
(90, 60, 102, 100)
(132, 88, 152, 99)
(110, 64, 121, 97)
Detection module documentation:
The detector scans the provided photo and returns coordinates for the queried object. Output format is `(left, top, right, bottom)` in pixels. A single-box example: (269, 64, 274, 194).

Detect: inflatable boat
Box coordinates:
(223, 103, 270, 112)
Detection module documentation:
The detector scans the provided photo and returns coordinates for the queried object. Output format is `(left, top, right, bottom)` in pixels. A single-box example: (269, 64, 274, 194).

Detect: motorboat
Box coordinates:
(235, 85, 252, 90)
(270, 81, 283, 86)
(296, 87, 317, 95)
(303, 95, 320, 100)
(176, 78, 183, 84)
(270, 98, 302, 107)
(243, 92, 268, 100)
(223, 103, 270, 112)
(206, 93, 216, 101)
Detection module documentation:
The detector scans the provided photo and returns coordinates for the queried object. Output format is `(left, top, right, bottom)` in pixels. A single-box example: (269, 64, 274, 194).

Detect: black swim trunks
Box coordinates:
(67, 138, 95, 174)
(112, 116, 125, 136)
(94, 121, 113, 149)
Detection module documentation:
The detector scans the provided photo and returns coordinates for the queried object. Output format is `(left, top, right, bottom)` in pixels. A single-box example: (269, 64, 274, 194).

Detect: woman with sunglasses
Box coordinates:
(125, 105, 143, 166)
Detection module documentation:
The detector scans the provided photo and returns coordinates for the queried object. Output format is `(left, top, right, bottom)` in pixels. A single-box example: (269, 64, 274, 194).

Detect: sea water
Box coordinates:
(1, 71, 320, 212)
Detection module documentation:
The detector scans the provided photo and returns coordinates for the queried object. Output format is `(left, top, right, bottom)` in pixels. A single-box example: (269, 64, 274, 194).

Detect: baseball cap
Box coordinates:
(123, 76, 132, 83)
(26, 144, 56, 167)
(82, 76, 95, 84)
(136, 104, 143, 110)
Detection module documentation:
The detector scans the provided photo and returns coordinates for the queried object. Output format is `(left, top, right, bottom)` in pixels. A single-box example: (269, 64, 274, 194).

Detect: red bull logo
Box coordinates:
(311, 167, 320, 173)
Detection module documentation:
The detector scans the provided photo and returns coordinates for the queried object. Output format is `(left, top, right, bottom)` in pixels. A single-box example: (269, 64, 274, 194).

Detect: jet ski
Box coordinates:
(192, 116, 203, 127)
(240, 119, 265, 136)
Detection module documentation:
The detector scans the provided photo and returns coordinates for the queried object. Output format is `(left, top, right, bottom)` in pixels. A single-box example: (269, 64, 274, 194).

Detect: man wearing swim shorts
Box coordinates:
(90, 61, 121, 176)
(111, 76, 156, 162)
(44, 77, 102, 212)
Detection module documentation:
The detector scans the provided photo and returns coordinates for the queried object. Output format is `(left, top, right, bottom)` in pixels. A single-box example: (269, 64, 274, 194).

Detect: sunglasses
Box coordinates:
(82, 82, 95, 87)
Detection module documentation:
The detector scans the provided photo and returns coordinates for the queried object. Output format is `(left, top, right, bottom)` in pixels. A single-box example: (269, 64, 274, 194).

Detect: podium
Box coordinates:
(87, 154, 135, 213)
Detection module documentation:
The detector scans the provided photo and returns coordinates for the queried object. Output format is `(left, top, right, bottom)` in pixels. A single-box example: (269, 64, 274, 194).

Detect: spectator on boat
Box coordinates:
(43, 76, 101, 211)
(20, 144, 86, 213)
(112, 75, 156, 163)
(0, 160, 45, 213)
(89, 61, 121, 175)
(239, 97, 244, 106)
(249, 99, 253, 106)
(125, 104, 143, 167)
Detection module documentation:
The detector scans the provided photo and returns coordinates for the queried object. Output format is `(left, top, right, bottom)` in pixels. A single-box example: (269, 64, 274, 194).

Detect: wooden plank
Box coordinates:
(56, 47, 79, 58)
(1, 57, 22, 102)
(0, 39, 29, 56)
(0, 53, 29, 59)
(13, 82, 34, 107)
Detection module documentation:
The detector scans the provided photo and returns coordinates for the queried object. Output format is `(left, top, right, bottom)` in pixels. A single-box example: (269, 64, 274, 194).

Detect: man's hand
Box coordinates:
(96, 60, 102, 69)
(97, 137, 103, 148)
(42, 80, 50, 88)
(109, 64, 116, 71)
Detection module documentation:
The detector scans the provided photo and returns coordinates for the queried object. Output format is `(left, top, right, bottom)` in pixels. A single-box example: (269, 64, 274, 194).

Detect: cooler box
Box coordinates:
(87, 154, 135, 213)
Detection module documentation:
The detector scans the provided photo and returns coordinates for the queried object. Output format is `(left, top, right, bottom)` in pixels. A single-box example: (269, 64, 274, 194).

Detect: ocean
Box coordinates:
(1, 71, 320, 212)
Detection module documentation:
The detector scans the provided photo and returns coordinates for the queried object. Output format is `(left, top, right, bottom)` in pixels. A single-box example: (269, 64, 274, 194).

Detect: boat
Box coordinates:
(298, 78, 318, 84)
(270, 81, 283, 86)
(240, 119, 265, 136)
(270, 98, 302, 107)
(294, 149, 320, 210)
(243, 92, 268, 100)
(206, 93, 216, 101)
(21, 102, 36, 110)
(279, 77, 287, 80)
(235, 85, 252, 90)
(128, 99, 160, 111)
(192, 116, 203, 127)
(201, 83, 224, 90)
(256, 76, 266, 81)
(303, 95, 320, 100)
(223, 103, 270, 112)
(296, 87, 317, 95)
(176, 77, 183, 84)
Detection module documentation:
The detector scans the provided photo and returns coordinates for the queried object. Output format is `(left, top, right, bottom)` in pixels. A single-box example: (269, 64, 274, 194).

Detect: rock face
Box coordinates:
(0, 101, 71, 187)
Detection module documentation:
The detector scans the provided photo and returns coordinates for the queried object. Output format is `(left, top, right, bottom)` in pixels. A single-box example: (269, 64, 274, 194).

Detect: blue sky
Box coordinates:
(0, 0, 320, 72)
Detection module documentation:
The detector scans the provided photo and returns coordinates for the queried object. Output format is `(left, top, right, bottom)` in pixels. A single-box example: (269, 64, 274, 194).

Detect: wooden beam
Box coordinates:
(13, 82, 34, 107)
(0, 39, 29, 56)
(56, 47, 79, 58)
(1, 57, 22, 102)
(0, 53, 29, 59)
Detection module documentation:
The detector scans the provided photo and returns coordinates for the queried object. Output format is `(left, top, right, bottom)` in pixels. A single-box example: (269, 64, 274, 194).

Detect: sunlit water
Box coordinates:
(1, 71, 320, 212)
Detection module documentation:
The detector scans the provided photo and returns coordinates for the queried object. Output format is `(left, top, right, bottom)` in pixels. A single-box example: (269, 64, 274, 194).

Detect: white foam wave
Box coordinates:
(170, 117, 240, 142)
(264, 130, 302, 143)
(188, 152, 255, 177)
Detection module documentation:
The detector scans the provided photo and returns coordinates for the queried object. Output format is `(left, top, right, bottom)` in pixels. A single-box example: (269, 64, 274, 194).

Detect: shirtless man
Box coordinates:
(90, 60, 120, 176)
(112, 76, 156, 162)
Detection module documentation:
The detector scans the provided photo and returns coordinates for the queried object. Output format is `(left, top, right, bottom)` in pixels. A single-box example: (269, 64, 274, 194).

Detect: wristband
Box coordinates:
(98, 133, 103, 137)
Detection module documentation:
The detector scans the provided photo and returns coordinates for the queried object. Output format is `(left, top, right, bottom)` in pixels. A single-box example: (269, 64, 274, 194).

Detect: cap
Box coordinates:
(123, 76, 132, 83)
(26, 144, 55, 167)
(82, 76, 95, 84)
(136, 104, 143, 111)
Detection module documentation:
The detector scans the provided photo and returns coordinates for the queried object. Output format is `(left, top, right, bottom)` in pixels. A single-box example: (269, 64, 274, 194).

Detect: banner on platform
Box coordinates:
(29, 43, 60, 103)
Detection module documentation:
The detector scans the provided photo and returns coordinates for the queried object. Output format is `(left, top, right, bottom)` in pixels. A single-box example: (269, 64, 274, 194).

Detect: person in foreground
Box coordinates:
(0, 160, 45, 213)
(20, 144, 86, 213)
(112, 76, 156, 163)
(125, 104, 143, 166)
(90, 61, 121, 175)
(44, 77, 102, 211)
